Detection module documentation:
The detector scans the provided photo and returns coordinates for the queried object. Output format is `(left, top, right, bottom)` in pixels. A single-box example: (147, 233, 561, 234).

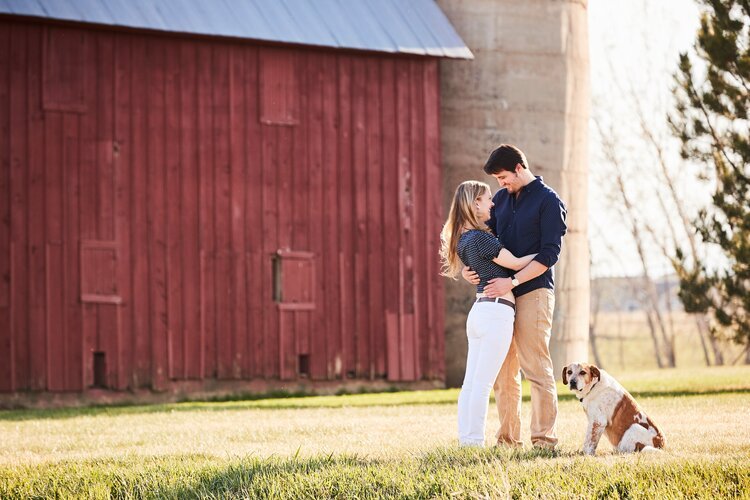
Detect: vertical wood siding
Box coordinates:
(0, 21, 445, 393)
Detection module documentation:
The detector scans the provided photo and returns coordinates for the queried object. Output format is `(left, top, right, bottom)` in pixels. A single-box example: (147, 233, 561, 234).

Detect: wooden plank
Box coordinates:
(423, 60, 444, 380)
(0, 23, 13, 391)
(293, 53, 310, 367)
(365, 59, 385, 378)
(146, 40, 169, 389)
(98, 303, 119, 386)
(97, 35, 115, 242)
(79, 27, 99, 388)
(45, 243, 64, 391)
(278, 311, 294, 380)
(97, 33, 118, 388)
(114, 33, 133, 389)
(130, 35, 150, 387)
(179, 40, 201, 379)
(306, 53, 326, 379)
(63, 116, 83, 391)
(321, 53, 340, 380)
(410, 60, 426, 380)
(351, 57, 369, 377)
(277, 125, 295, 380)
(43, 96, 64, 392)
(380, 59, 401, 382)
(164, 39, 184, 379)
(276, 124, 293, 245)
(261, 126, 279, 378)
(336, 56, 355, 378)
(196, 43, 215, 379)
(9, 25, 30, 391)
(243, 47, 263, 379)
(212, 44, 232, 379)
(0, 304, 9, 391)
(396, 59, 416, 381)
(27, 26, 47, 390)
(229, 44, 247, 379)
(246, 251, 263, 377)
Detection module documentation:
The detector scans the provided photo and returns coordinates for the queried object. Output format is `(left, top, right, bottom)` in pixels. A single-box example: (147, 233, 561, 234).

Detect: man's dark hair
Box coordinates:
(483, 144, 528, 175)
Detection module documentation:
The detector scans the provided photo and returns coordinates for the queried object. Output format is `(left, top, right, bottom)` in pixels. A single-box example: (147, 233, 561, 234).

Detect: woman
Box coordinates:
(440, 180, 536, 447)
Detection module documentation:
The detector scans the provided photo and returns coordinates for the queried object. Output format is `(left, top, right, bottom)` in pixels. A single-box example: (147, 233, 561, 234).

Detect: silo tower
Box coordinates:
(438, 0, 590, 384)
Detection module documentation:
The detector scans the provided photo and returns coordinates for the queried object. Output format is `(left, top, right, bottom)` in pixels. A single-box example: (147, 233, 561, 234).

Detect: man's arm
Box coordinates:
(482, 261, 548, 298)
(483, 194, 566, 298)
(532, 194, 567, 269)
(461, 265, 480, 285)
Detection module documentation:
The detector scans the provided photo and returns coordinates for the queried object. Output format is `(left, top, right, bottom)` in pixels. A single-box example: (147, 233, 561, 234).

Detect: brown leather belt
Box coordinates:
(475, 297, 516, 310)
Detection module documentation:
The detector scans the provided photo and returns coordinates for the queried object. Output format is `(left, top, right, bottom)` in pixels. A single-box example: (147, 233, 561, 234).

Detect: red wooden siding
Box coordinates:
(0, 21, 445, 394)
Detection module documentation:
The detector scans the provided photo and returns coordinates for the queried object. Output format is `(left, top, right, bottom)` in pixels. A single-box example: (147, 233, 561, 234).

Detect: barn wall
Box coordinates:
(0, 21, 445, 394)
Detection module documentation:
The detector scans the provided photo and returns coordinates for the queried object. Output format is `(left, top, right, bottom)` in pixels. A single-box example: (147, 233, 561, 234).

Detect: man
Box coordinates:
(462, 144, 567, 449)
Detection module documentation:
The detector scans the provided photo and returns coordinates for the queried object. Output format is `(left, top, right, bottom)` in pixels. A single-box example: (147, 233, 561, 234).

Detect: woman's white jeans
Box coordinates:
(458, 301, 514, 446)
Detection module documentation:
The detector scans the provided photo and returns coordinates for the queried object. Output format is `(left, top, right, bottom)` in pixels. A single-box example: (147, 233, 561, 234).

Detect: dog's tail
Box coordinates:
(647, 417, 665, 449)
(652, 432, 665, 449)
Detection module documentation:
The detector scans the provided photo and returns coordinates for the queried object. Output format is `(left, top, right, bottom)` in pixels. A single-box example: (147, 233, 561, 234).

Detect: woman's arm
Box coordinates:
(492, 249, 537, 270)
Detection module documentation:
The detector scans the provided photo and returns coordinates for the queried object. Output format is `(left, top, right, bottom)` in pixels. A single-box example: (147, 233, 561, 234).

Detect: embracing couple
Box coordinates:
(440, 144, 567, 449)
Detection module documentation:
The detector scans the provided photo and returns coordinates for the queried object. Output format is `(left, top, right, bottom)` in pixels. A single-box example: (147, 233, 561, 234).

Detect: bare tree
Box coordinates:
(594, 118, 676, 368)
(628, 81, 725, 365)
(588, 250, 605, 368)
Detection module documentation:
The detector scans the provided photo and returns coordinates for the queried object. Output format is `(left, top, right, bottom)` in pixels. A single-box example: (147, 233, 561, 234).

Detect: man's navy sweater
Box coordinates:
(487, 176, 567, 297)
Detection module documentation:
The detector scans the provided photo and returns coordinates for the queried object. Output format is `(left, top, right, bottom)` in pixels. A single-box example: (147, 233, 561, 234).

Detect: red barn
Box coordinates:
(0, 0, 472, 404)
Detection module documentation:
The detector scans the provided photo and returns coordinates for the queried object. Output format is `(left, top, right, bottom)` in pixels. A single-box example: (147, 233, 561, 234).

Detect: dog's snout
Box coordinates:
(568, 379, 577, 390)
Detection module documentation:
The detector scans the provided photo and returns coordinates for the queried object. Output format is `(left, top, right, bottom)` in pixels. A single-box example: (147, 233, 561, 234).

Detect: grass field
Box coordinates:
(592, 311, 746, 371)
(2, 366, 750, 498)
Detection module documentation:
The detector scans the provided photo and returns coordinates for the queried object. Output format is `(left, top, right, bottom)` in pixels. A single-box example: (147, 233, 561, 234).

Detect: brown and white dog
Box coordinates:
(563, 362, 665, 455)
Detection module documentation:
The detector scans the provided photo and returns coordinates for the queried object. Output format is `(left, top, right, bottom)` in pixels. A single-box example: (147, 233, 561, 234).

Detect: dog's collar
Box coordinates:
(578, 380, 599, 403)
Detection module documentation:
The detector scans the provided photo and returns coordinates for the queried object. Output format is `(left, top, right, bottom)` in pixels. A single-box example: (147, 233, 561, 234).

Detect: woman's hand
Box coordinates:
(461, 266, 480, 285)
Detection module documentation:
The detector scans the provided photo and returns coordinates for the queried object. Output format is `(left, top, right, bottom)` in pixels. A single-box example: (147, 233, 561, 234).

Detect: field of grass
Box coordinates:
(592, 311, 746, 371)
(2, 366, 750, 498)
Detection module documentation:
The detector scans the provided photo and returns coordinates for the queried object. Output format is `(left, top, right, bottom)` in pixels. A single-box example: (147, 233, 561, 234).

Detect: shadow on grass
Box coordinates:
(6, 449, 749, 499)
(132, 447, 587, 498)
(1, 387, 749, 422)
(162, 454, 378, 498)
(3, 453, 375, 499)
(420, 444, 576, 466)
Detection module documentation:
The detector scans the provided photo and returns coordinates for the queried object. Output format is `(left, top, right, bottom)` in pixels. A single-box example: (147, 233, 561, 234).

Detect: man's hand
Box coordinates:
(461, 266, 480, 285)
(483, 277, 513, 298)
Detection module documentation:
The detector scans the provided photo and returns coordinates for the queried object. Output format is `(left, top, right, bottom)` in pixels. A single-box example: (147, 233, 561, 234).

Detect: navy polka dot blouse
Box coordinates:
(457, 229, 512, 293)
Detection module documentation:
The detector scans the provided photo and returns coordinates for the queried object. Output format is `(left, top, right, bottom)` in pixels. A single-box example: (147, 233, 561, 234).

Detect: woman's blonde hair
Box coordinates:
(440, 180, 493, 279)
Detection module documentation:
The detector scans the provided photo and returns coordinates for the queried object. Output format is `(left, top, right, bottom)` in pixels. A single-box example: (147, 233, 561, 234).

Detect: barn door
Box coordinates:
(79, 135, 129, 392)
(274, 250, 315, 380)
(79, 239, 122, 389)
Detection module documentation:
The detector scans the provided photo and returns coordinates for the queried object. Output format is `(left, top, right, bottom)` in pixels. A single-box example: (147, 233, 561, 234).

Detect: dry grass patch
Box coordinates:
(1, 366, 749, 498)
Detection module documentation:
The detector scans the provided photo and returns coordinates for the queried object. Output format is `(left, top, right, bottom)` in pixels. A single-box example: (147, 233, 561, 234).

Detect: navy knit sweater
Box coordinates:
(487, 176, 567, 297)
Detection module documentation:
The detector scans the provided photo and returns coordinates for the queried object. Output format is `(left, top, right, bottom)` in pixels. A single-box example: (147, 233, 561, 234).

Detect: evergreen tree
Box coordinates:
(670, 0, 750, 356)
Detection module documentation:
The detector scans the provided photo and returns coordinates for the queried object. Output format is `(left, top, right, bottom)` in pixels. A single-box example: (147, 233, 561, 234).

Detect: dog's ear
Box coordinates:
(562, 365, 568, 385)
(590, 365, 600, 381)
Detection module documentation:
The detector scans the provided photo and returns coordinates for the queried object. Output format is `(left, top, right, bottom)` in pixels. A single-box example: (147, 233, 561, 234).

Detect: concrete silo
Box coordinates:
(437, 0, 590, 385)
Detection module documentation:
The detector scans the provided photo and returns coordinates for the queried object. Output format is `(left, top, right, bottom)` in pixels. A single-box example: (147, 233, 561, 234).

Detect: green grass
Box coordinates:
(3, 449, 749, 499)
(593, 311, 746, 371)
(2, 366, 750, 499)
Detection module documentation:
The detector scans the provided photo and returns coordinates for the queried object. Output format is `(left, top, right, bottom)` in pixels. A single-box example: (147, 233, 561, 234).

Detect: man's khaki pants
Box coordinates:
(493, 287, 558, 448)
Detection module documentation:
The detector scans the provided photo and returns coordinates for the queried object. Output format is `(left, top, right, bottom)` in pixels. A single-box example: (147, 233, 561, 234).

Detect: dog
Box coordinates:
(563, 362, 665, 455)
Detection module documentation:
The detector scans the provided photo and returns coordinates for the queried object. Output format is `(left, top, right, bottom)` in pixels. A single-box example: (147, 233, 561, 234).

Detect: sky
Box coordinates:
(587, 0, 703, 278)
